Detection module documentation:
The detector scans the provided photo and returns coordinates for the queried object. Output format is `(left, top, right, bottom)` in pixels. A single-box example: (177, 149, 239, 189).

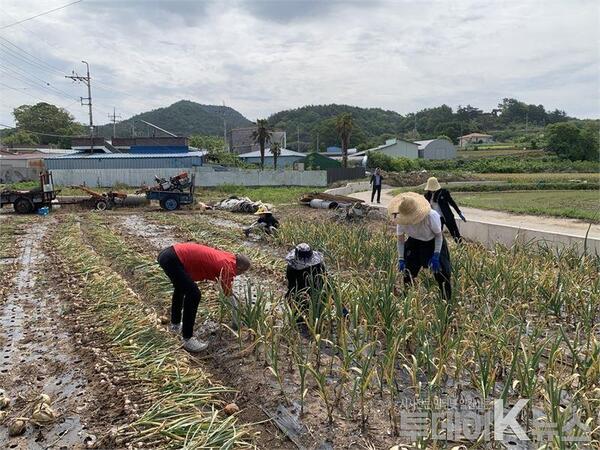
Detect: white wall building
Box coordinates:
(366, 138, 419, 159)
(458, 133, 493, 147)
(415, 139, 457, 160)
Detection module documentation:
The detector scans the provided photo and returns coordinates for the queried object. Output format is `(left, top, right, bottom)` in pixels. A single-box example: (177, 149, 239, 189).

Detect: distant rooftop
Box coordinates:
(44, 151, 206, 159)
(460, 133, 492, 138)
(238, 148, 305, 158)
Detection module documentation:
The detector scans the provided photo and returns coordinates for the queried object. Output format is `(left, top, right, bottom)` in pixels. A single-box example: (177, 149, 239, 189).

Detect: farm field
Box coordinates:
(454, 190, 600, 222)
(456, 148, 542, 159)
(472, 172, 600, 183)
(0, 201, 598, 449)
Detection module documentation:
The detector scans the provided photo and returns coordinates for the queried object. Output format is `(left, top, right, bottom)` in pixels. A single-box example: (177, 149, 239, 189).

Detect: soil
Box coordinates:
(0, 217, 146, 449)
(104, 210, 405, 449)
(0, 207, 531, 449)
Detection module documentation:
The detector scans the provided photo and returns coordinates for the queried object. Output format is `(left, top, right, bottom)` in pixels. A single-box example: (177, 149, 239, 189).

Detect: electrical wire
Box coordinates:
(0, 36, 63, 75)
(0, 64, 80, 101)
(0, 1, 82, 30)
(0, 122, 83, 138)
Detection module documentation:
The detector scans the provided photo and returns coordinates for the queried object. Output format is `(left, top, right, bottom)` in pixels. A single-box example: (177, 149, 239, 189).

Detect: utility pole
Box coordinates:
(316, 132, 319, 153)
(297, 125, 300, 152)
(222, 100, 227, 152)
(66, 61, 93, 151)
(525, 111, 529, 133)
(108, 107, 121, 138)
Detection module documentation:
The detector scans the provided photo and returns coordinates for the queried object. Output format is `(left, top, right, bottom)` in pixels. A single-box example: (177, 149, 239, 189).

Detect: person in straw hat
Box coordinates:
(244, 205, 280, 237)
(389, 192, 452, 300)
(424, 176, 466, 243)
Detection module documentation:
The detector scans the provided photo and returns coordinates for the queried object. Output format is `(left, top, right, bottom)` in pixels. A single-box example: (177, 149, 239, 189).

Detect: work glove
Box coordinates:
(459, 212, 466, 222)
(398, 258, 406, 272)
(429, 252, 441, 273)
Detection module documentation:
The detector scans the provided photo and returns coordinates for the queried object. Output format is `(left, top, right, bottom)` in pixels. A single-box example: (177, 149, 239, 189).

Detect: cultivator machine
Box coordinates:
(73, 186, 128, 211)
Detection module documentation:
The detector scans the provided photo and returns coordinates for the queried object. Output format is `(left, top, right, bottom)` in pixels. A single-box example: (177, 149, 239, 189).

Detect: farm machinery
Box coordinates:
(72, 186, 128, 211)
(0, 171, 57, 214)
(138, 172, 196, 211)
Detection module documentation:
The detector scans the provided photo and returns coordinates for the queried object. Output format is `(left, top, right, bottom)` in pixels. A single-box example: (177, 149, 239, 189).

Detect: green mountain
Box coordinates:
(267, 100, 574, 151)
(268, 104, 406, 152)
(97, 100, 253, 138)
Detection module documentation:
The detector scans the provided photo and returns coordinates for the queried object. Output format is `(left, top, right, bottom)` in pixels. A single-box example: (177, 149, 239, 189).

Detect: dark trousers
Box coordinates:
(371, 184, 382, 202)
(157, 246, 201, 339)
(441, 216, 462, 243)
(403, 237, 452, 300)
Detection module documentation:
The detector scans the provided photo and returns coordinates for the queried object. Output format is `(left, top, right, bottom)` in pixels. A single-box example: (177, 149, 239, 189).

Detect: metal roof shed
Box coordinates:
(44, 152, 204, 170)
(414, 139, 456, 160)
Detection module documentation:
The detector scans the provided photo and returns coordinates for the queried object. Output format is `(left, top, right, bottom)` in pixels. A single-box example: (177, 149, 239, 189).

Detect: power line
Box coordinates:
(0, 38, 64, 75)
(0, 81, 78, 105)
(0, 1, 82, 30)
(0, 63, 79, 101)
(0, 122, 82, 138)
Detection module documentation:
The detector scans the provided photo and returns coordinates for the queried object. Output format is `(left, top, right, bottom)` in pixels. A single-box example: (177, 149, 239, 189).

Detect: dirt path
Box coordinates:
(0, 221, 99, 449)
(350, 188, 600, 238)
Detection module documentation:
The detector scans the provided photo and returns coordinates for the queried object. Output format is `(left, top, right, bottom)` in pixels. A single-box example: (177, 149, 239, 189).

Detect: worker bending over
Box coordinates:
(285, 243, 327, 324)
(424, 176, 466, 243)
(244, 205, 279, 237)
(157, 243, 251, 352)
(390, 192, 452, 300)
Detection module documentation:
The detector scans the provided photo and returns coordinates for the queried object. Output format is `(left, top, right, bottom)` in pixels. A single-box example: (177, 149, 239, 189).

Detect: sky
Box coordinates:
(0, 0, 598, 128)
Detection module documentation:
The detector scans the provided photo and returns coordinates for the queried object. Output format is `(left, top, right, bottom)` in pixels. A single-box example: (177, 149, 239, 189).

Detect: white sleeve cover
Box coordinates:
(430, 212, 443, 253)
(396, 224, 405, 259)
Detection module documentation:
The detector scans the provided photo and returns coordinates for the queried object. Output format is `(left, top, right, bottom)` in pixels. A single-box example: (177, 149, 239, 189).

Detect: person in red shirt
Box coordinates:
(157, 243, 251, 352)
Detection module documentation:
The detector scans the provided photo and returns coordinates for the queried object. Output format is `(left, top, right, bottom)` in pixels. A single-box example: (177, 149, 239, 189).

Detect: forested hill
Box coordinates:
(267, 100, 575, 151)
(97, 100, 253, 138)
(268, 104, 406, 151)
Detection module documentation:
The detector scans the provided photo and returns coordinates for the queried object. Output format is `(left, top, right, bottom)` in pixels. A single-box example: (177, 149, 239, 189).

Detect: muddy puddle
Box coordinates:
(0, 221, 95, 449)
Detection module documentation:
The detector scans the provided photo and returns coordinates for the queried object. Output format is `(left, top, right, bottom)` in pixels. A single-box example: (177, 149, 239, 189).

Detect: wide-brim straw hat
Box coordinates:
(254, 205, 272, 215)
(388, 192, 431, 225)
(425, 176, 441, 192)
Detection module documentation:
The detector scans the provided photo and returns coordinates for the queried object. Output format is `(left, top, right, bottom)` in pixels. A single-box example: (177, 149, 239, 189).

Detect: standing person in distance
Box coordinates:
(157, 242, 251, 352)
(424, 176, 466, 243)
(390, 192, 452, 300)
(370, 167, 384, 203)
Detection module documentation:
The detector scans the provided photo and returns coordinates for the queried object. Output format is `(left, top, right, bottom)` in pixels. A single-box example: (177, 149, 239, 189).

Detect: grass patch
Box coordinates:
(454, 190, 600, 222)
(457, 148, 542, 159)
(196, 185, 323, 205)
(473, 172, 600, 183)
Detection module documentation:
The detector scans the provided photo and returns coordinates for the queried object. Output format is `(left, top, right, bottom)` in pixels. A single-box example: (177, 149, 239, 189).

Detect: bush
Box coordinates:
(366, 151, 420, 172)
(545, 121, 599, 161)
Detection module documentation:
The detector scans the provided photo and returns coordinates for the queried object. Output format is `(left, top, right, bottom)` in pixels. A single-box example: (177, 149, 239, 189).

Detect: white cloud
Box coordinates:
(0, 0, 598, 129)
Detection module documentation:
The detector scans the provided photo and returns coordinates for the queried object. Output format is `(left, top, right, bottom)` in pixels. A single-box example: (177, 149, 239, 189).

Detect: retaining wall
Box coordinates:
(458, 220, 599, 256)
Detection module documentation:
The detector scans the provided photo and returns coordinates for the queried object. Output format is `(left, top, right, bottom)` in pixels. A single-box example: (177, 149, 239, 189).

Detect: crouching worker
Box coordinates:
(389, 192, 452, 300)
(285, 243, 327, 324)
(244, 206, 279, 237)
(157, 243, 251, 352)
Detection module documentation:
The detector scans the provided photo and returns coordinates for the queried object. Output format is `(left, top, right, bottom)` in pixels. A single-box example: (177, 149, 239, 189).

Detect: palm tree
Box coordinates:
(252, 119, 271, 170)
(335, 113, 354, 168)
(271, 141, 282, 170)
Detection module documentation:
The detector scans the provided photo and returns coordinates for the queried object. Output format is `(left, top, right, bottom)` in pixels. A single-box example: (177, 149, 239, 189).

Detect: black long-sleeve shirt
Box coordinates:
(285, 263, 326, 298)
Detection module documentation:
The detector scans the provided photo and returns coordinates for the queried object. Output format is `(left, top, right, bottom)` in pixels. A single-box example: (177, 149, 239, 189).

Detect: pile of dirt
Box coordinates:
(384, 170, 478, 187)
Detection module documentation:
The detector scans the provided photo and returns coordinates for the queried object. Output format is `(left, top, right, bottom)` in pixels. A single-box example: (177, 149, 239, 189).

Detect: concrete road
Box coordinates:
(351, 188, 600, 239)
